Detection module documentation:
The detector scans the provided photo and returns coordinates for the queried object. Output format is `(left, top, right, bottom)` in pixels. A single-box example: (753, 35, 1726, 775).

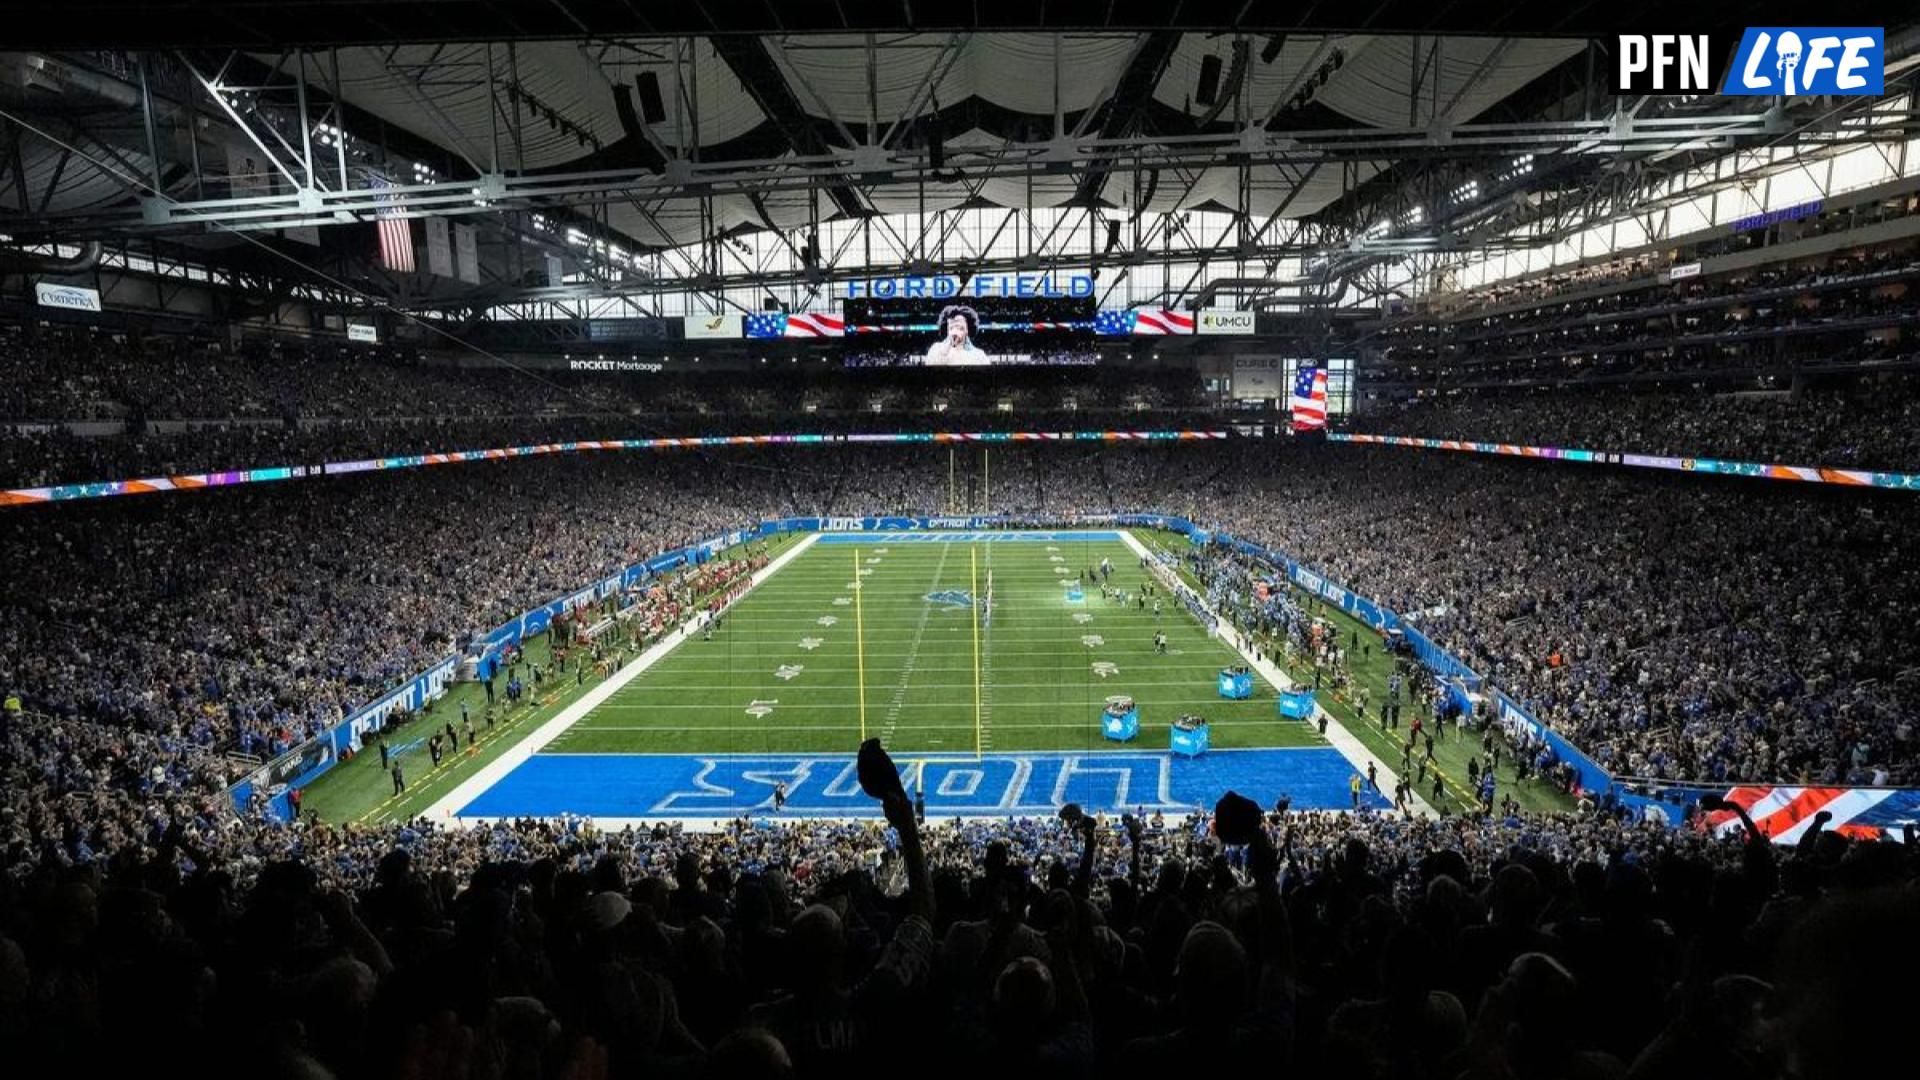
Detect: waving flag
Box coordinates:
(1094, 310, 1135, 336)
(783, 312, 844, 337)
(744, 312, 845, 338)
(1291, 366, 1328, 431)
(371, 173, 415, 273)
(1704, 785, 1920, 843)
(1131, 308, 1195, 335)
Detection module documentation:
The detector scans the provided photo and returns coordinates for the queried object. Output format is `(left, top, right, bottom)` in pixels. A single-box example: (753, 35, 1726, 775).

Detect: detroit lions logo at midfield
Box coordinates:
(924, 589, 976, 609)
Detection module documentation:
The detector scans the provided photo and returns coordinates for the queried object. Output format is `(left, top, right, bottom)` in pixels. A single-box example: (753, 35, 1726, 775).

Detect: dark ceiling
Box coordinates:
(10, 0, 1879, 49)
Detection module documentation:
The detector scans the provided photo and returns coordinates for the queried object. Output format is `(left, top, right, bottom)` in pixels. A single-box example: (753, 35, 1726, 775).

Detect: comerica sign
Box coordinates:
(34, 282, 102, 313)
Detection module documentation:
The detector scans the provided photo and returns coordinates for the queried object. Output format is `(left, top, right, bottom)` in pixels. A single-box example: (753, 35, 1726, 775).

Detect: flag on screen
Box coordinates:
(1291, 366, 1328, 431)
(783, 312, 843, 337)
(744, 313, 787, 339)
(1094, 310, 1135, 336)
(745, 312, 844, 338)
(1131, 307, 1195, 335)
(371, 173, 415, 273)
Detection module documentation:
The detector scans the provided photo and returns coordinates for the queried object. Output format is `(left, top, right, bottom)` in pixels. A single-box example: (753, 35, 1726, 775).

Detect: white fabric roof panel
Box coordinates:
(1315, 37, 1583, 127)
(774, 33, 1141, 126)
(1155, 34, 1580, 128)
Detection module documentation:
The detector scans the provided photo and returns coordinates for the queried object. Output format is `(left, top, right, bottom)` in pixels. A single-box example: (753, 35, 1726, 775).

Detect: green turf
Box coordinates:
(303, 525, 1570, 826)
(552, 530, 1321, 758)
(299, 532, 810, 825)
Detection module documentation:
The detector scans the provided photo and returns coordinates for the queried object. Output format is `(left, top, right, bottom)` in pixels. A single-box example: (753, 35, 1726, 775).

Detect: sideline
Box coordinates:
(1118, 529, 1438, 818)
(423, 532, 823, 821)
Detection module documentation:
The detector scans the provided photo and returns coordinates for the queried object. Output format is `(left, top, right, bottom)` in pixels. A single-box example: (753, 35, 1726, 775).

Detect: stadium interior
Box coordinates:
(2, 5, 1919, 1078)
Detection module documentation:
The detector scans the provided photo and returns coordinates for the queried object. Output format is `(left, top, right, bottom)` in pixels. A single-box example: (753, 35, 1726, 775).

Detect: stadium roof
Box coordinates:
(2, 8, 1916, 315)
(3, 1, 1849, 49)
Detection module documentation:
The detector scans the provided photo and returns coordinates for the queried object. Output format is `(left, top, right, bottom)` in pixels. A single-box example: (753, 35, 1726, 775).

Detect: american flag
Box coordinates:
(745, 312, 844, 338)
(1093, 310, 1134, 336)
(1701, 785, 1920, 843)
(1131, 308, 1195, 335)
(371, 173, 415, 273)
(1291, 366, 1328, 431)
(744, 313, 787, 339)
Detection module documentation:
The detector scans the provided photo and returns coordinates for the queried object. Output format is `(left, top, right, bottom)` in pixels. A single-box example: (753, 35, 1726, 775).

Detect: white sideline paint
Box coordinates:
(1116, 530, 1436, 819)
(426, 531, 824, 822)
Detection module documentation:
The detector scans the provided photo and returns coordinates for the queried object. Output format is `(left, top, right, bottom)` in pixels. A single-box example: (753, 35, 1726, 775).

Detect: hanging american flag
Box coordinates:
(371, 173, 415, 273)
(1290, 366, 1328, 431)
(1093, 310, 1135, 336)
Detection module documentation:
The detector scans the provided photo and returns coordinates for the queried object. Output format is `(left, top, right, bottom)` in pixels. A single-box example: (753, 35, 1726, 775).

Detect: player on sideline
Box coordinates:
(1154, 630, 1168, 654)
(773, 782, 788, 813)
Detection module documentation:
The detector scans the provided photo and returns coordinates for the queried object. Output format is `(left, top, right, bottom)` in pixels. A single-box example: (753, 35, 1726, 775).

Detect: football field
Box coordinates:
(443, 530, 1384, 819)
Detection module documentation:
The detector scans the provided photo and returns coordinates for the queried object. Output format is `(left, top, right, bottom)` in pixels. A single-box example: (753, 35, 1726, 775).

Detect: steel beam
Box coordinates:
(24, 107, 1903, 239)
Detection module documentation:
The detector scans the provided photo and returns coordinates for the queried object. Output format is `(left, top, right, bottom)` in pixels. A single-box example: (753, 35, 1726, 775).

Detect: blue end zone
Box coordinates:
(456, 747, 1389, 818)
(816, 530, 1120, 544)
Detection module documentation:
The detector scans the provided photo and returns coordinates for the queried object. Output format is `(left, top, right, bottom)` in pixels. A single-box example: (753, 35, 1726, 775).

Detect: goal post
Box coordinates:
(971, 546, 984, 760)
(854, 546, 868, 743)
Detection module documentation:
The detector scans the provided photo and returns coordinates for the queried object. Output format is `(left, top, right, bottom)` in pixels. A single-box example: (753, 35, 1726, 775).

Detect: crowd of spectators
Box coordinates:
(0, 329, 1216, 486)
(0, 327, 1207, 423)
(1427, 195, 1918, 318)
(1348, 378, 1920, 471)
(1, 434, 1915, 1076)
(5, 438, 1915, 819)
(6, 181, 1920, 1080)
(0, 737, 1911, 1079)
(1375, 240, 1920, 384)
(1147, 444, 1920, 788)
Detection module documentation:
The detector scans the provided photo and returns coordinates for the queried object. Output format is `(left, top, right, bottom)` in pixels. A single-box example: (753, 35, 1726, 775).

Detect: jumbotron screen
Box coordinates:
(841, 296, 1099, 367)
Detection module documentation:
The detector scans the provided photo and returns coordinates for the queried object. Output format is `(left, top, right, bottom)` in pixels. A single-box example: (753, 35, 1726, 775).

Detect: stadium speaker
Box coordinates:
(1260, 34, 1285, 65)
(927, 118, 946, 170)
(1195, 55, 1222, 108)
(1104, 219, 1123, 253)
(635, 71, 667, 125)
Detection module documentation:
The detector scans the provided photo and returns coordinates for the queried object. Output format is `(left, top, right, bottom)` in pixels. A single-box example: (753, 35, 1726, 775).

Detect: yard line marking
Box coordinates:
(879, 539, 953, 745)
(564, 719, 1312, 733)
(583, 696, 1259, 713)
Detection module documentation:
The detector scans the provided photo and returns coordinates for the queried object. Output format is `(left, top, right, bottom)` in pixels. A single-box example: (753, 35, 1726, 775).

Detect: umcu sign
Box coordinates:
(1196, 309, 1257, 335)
(1612, 28, 1881, 96)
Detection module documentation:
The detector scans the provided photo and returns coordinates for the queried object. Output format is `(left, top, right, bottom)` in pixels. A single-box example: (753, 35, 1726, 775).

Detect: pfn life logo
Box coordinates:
(1722, 28, 1882, 95)
(1613, 28, 1882, 96)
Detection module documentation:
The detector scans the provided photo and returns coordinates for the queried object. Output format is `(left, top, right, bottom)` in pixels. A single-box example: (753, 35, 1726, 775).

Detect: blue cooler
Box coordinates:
(1277, 689, 1316, 720)
(1217, 666, 1254, 699)
(1170, 716, 1210, 756)
(1102, 696, 1140, 742)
